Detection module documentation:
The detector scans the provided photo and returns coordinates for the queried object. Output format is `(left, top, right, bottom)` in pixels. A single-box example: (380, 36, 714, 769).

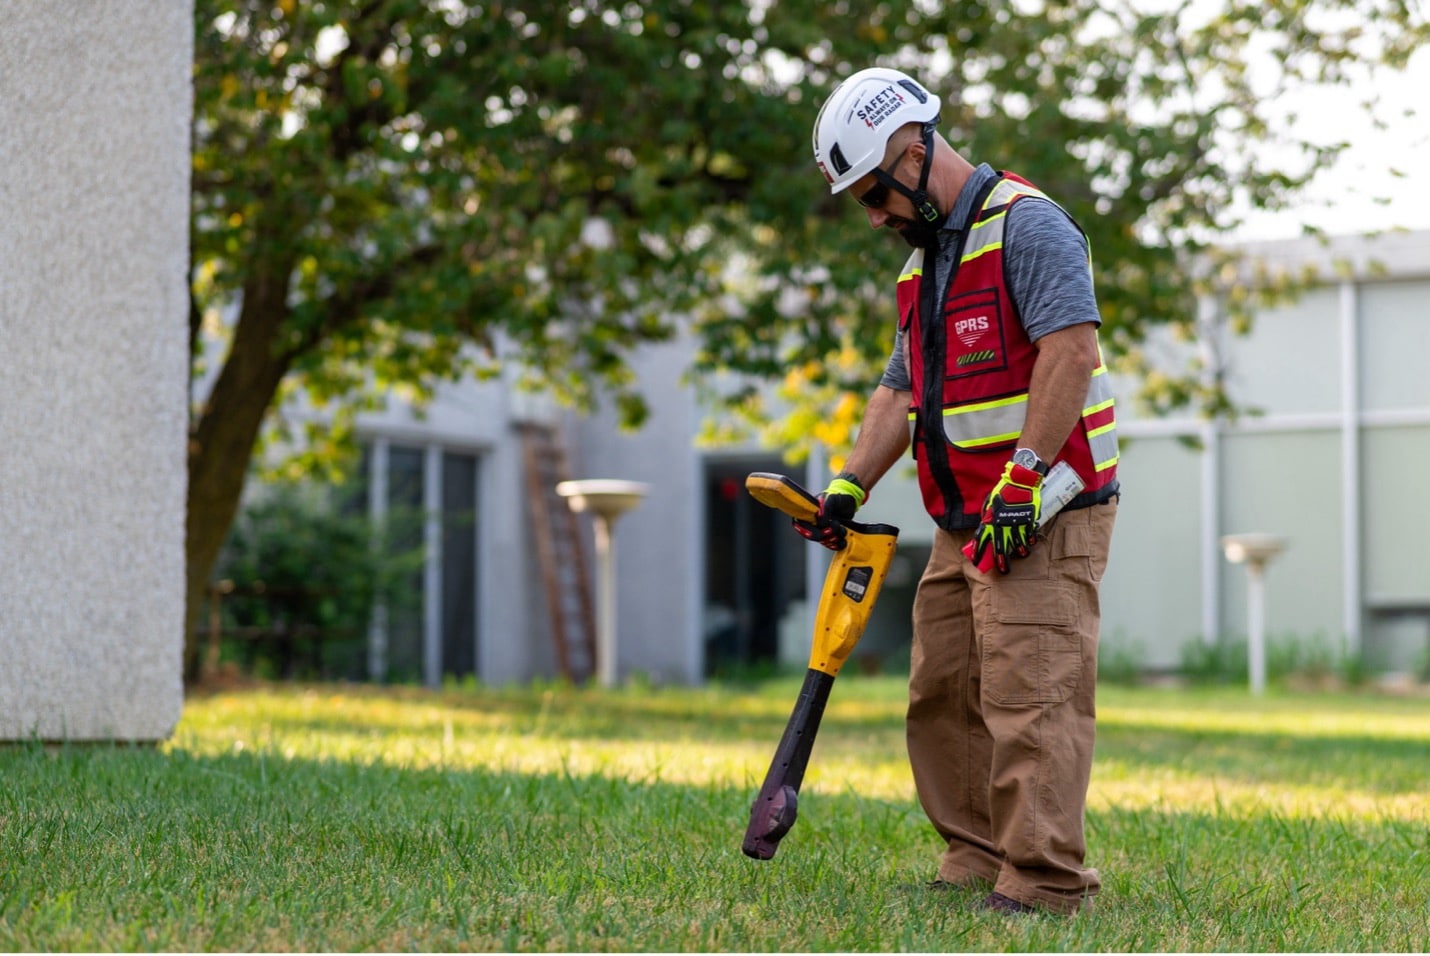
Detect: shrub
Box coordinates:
(1097, 630, 1147, 686)
(210, 481, 423, 680)
(1179, 636, 1249, 685)
(1178, 632, 1369, 689)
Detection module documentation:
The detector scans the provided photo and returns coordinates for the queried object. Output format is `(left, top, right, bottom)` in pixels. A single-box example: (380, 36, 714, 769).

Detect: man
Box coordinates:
(802, 66, 1120, 916)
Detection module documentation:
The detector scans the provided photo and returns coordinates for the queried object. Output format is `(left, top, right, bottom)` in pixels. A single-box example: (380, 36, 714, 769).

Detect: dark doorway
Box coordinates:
(703, 457, 807, 676)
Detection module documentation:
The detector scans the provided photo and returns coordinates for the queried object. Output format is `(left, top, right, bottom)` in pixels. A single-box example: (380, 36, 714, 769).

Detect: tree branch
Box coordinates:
(280, 242, 446, 363)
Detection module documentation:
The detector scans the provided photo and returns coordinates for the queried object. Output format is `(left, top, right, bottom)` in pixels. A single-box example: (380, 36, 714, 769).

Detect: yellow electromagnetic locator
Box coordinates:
(808, 520, 898, 677)
(744, 471, 822, 523)
(740, 472, 899, 859)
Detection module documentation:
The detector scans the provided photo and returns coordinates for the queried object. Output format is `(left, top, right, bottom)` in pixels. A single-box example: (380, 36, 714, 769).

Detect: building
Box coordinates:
(1104, 229, 1430, 677)
(335, 228, 1430, 687)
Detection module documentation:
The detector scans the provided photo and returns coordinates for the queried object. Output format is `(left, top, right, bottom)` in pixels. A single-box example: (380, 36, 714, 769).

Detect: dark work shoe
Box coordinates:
(982, 892, 1039, 915)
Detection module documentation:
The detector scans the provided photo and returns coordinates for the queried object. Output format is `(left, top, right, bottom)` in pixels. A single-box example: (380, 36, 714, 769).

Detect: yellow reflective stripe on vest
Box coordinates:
(940, 392, 1029, 449)
(1084, 365, 1120, 472)
(959, 179, 1052, 266)
(1088, 426, 1119, 472)
(939, 365, 1119, 457)
(899, 248, 925, 284)
(960, 211, 1006, 266)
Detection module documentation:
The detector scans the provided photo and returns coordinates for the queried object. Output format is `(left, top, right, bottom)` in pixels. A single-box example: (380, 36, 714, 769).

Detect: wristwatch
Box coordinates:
(1012, 447, 1049, 477)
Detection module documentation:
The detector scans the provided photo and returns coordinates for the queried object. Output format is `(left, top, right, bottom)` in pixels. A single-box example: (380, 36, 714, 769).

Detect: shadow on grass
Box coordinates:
(0, 741, 920, 950)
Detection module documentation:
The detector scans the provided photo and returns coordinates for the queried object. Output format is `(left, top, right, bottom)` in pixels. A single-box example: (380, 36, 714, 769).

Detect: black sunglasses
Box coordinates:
(856, 180, 892, 209)
(854, 144, 911, 210)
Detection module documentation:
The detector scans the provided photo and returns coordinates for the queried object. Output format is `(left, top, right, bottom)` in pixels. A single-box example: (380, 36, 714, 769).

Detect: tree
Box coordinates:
(188, 0, 1427, 682)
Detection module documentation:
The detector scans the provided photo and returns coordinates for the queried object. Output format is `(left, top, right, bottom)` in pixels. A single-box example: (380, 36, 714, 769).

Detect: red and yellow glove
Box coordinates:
(965, 461, 1043, 574)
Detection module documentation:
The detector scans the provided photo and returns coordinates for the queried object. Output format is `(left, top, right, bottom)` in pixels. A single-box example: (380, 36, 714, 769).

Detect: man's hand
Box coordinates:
(967, 461, 1043, 573)
(793, 474, 866, 551)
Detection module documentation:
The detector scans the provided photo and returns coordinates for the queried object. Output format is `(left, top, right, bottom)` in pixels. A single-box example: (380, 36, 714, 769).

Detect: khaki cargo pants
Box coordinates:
(908, 500, 1116, 914)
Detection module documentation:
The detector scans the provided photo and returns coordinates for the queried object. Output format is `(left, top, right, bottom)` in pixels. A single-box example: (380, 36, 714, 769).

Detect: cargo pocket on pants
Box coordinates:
(984, 583, 1080, 705)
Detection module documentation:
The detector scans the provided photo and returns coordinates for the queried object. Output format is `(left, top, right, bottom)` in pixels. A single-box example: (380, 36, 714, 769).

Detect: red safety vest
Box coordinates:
(898, 172, 1119, 529)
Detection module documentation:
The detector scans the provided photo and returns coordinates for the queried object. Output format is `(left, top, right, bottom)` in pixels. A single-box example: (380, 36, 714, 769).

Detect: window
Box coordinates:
(363, 439, 482, 684)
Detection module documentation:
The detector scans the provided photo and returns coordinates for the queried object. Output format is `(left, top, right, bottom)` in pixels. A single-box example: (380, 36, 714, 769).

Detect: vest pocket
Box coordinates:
(943, 289, 1005, 378)
(984, 582, 1081, 704)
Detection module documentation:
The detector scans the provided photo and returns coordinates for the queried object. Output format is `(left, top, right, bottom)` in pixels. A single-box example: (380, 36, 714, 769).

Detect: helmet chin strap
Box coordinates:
(871, 121, 942, 223)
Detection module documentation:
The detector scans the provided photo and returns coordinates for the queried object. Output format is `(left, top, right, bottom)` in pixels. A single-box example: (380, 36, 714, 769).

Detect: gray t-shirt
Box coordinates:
(880, 164, 1099, 392)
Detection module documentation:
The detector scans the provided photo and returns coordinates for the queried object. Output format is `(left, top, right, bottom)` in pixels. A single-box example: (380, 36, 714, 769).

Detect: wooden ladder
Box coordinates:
(519, 423, 598, 683)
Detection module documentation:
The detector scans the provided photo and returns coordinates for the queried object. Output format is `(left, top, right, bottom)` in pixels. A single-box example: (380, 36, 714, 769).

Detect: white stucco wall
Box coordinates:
(0, 3, 192, 739)
(572, 337, 706, 684)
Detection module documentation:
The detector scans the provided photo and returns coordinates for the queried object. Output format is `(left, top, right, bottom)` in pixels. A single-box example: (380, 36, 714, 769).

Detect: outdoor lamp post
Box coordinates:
(556, 479, 649, 689)
(1220, 533, 1288, 696)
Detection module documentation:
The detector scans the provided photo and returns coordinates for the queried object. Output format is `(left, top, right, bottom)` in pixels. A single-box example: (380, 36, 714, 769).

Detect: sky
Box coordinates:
(1227, 44, 1430, 242)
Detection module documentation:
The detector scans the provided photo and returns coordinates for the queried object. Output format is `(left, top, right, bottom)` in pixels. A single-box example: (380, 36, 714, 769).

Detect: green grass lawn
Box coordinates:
(2, 677, 1427, 951)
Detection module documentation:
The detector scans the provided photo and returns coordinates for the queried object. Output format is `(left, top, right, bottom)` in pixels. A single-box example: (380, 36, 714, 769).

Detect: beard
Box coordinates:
(891, 215, 943, 249)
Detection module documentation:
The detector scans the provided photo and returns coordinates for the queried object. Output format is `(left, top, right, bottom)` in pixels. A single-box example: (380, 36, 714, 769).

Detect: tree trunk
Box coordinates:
(183, 262, 297, 686)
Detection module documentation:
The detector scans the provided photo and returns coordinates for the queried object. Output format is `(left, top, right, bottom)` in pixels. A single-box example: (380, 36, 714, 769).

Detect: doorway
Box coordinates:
(703, 457, 807, 676)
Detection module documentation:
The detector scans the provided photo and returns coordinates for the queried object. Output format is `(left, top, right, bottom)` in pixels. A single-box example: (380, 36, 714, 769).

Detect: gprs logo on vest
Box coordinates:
(954, 315, 990, 348)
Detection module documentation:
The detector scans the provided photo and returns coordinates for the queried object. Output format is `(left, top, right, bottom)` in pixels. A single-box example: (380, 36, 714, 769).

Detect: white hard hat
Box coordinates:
(812, 67, 941, 194)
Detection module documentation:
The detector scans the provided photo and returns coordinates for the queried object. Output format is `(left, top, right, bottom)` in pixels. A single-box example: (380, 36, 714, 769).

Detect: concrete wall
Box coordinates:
(572, 337, 708, 684)
(0, 3, 192, 739)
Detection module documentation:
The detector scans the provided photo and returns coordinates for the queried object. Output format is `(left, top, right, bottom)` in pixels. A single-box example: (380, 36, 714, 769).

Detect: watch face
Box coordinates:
(1013, 448, 1045, 474)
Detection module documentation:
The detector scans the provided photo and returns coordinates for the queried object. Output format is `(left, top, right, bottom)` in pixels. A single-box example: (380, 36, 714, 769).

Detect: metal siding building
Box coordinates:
(1100, 231, 1430, 674)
